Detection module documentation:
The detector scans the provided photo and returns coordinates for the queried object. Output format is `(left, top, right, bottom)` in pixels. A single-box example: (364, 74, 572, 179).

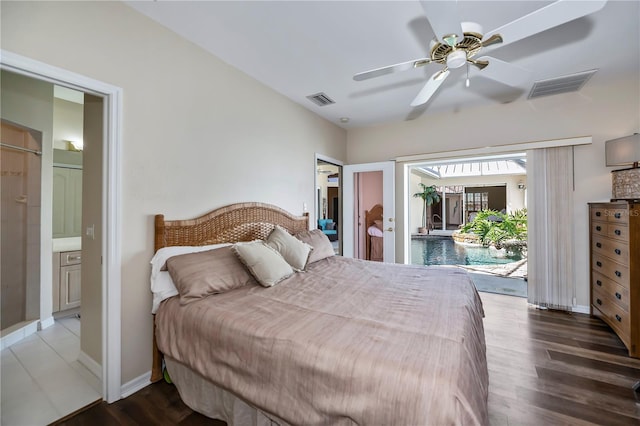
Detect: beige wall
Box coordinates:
(1, 1, 346, 383)
(53, 98, 84, 150)
(349, 74, 640, 308)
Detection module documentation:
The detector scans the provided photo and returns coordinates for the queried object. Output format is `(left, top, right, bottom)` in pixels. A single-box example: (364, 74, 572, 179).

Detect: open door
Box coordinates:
(343, 161, 395, 262)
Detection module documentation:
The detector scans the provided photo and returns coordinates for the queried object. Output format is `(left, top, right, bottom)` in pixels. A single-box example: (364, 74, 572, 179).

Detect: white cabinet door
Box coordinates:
(60, 263, 81, 311)
(52, 167, 82, 238)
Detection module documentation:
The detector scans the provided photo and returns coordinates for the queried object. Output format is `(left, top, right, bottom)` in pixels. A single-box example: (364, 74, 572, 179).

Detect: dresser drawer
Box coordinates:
(592, 222, 630, 241)
(592, 254, 630, 288)
(592, 271, 629, 311)
(592, 287, 631, 345)
(60, 250, 82, 266)
(606, 208, 630, 224)
(591, 205, 630, 224)
(591, 206, 608, 222)
(592, 235, 629, 265)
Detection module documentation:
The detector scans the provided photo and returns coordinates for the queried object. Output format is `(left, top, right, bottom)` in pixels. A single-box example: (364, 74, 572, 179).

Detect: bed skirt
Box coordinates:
(165, 356, 290, 426)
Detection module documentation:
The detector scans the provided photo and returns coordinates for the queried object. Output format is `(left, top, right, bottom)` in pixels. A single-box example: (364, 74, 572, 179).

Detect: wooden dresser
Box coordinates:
(589, 201, 640, 357)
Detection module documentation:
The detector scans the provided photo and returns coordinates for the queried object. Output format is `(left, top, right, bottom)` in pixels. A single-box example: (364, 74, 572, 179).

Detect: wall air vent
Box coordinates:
(306, 92, 335, 106)
(528, 69, 597, 99)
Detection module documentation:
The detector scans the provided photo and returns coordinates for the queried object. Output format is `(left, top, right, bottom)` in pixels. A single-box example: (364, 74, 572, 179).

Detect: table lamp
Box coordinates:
(606, 133, 640, 200)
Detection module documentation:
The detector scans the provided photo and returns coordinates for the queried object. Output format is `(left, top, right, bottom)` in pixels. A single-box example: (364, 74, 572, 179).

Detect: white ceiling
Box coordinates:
(126, 1, 640, 129)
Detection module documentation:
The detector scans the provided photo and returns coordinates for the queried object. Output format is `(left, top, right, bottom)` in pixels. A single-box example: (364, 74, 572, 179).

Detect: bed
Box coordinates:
(364, 204, 384, 262)
(151, 202, 488, 425)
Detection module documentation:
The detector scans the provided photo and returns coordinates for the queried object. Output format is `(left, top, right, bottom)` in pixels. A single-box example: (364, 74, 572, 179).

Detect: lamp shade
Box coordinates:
(605, 133, 640, 167)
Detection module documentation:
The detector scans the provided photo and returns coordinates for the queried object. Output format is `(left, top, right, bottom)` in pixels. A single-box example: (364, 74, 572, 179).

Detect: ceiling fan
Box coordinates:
(354, 0, 607, 107)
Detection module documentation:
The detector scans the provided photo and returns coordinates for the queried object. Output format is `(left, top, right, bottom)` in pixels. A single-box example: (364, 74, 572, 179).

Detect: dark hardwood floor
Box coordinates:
(55, 292, 640, 425)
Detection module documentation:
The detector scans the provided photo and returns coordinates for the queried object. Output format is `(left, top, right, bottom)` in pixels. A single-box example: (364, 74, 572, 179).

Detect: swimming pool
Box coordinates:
(410, 236, 523, 266)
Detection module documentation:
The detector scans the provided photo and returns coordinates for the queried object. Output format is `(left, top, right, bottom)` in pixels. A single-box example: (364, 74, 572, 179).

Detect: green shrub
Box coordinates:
(460, 209, 527, 247)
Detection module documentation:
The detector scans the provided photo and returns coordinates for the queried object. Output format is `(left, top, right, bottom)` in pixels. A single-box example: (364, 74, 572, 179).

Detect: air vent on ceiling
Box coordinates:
(528, 69, 597, 100)
(306, 92, 335, 106)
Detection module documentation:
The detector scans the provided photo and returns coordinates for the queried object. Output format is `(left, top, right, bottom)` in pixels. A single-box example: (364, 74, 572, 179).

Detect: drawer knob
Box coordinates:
(616, 314, 622, 322)
(596, 211, 602, 217)
(596, 261, 602, 267)
(596, 226, 602, 231)
(615, 229, 621, 235)
(614, 213, 621, 219)
(596, 280, 602, 286)
(615, 271, 622, 278)
(67, 255, 81, 262)
(614, 249, 621, 255)
(615, 292, 622, 300)
(596, 298, 602, 305)
(596, 242, 602, 248)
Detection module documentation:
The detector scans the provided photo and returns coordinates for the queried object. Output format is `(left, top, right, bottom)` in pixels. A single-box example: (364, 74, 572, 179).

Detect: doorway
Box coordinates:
(0, 71, 104, 424)
(353, 171, 383, 260)
(316, 157, 342, 255)
(1, 50, 123, 416)
(342, 161, 396, 263)
(408, 154, 528, 298)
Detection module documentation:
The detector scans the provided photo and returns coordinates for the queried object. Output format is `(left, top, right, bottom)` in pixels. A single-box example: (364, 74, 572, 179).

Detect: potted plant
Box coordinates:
(413, 183, 441, 234)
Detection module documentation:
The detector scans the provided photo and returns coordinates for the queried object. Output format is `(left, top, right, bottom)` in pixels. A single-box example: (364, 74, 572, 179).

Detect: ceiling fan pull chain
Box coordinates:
(466, 63, 470, 88)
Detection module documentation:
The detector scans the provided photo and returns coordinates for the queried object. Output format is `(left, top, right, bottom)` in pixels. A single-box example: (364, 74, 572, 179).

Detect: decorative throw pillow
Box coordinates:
(266, 225, 313, 271)
(232, 240, 295, 287)
(294, 229, 335, 264)
(374, 220, 383, 230)
(166, 246, 256, 304)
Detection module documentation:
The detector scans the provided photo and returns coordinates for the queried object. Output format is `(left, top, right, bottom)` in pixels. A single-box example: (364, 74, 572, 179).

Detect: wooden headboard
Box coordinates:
(151, 202, 309, 382)
(364, 204, 383, 261)
(365, 204, 383, 230)
(155, 202, 309, 251)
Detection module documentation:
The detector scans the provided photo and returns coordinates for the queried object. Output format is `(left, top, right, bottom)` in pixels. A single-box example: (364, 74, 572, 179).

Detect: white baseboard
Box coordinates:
(78, 351, 103, 380)
(121, 370, 152, 399)
(39, 316, 55, 330)
(572, 305, 590, 314)
(0, 320, 38, 350)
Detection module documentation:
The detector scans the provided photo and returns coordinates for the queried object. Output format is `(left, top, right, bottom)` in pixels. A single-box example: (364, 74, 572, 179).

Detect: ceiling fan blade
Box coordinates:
(353, 58, 431, 81)
(410, 69, 450, 107)
(483, 0, 607, 51)
(481, 34, 503, 48)
(475, 56, 532, 87)
(419, 0, 463, 46)
(470, 59, 489, 70)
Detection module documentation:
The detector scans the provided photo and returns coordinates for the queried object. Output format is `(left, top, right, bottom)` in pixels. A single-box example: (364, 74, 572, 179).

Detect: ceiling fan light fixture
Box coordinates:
(446, 50, 467, 69)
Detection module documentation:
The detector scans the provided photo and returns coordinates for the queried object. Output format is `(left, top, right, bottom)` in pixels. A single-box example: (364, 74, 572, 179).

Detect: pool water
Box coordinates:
(411, 237, 523, 266)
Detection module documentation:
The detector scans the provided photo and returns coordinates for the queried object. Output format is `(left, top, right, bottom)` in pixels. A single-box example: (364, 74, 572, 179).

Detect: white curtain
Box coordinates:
(527, 146, 575, 311)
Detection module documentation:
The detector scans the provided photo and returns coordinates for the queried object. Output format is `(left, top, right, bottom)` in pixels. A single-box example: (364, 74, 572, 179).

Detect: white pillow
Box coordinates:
(367, 225, 384, 237)
(150, 243, 230, 313)
(232, 240, 294, 287)
(266, 225, 313, 271)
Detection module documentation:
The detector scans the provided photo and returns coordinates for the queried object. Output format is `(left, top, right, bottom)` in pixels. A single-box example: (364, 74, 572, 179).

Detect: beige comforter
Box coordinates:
(156, 256, 488, 425)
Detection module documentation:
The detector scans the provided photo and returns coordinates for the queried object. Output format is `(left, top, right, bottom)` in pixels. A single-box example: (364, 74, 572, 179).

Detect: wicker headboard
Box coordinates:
(151, 202, 309, 383)
(154, 202, 309, 252)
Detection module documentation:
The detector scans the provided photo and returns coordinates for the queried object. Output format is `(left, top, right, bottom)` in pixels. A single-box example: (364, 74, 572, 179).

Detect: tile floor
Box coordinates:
(1, 316, 102, 425)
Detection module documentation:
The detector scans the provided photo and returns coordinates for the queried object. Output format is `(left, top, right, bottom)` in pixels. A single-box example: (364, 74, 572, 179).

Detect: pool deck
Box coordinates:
(412, 230, 455, 237)
(457, 258, 527, 278)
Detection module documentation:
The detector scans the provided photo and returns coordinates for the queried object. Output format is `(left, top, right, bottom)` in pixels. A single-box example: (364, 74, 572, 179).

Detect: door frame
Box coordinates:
(1, 50, 123, 403)
(343, 161, 395, 262)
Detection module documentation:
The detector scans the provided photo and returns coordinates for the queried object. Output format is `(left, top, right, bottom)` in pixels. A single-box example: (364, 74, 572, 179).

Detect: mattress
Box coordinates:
(155, 255, 488, 425)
